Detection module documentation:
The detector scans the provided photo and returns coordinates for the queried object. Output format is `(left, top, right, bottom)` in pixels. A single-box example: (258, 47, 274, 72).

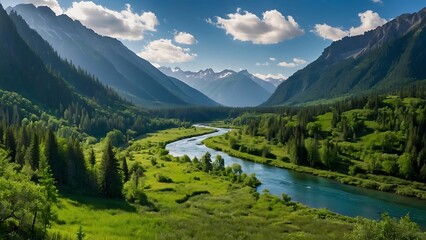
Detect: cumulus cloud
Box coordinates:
(269, 57, 276, 61)
(278, 58, 307, 68)
(254, 73, 287, 80)
(65, 1, 158, 41)
(256, 62, 269, 66)
(174, 32, 197, 45)
(312, 24, 348, 41)
(293, 58, 307, 65)
(210, 8, 304, 44)
(313, 10, 387, 41)
(372, 0, 383, 4)
(138, 39, 197, 63)
(348, 11, 387, 36)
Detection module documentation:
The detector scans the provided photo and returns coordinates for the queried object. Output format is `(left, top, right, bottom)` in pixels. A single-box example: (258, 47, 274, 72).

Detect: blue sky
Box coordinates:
(1, 0, 425, 80)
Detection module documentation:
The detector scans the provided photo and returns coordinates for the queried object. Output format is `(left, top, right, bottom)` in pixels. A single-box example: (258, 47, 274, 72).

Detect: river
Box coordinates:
(166, 126, 426, 227)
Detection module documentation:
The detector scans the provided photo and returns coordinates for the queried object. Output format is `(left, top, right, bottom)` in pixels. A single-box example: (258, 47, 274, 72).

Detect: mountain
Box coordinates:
(261, 77, 286, 87)
(159, 67, 234, 88)
(10, 4, 218, 108)
(159, 67, 274, 107)
(202, 72, 272, 107)
(7, 10, 126, 109)
(265, 7, 426, 106)
(0, 4, 74, 109)
(239, 70, 276, 94)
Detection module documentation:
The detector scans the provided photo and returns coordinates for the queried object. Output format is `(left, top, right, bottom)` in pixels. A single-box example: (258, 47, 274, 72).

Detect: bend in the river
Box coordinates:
(166, 126, 426, 227)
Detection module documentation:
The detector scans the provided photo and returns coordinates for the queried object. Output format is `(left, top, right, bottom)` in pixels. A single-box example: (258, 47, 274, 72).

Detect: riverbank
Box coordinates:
(50, 127, 355, 239)
(203, 130, 426, 201)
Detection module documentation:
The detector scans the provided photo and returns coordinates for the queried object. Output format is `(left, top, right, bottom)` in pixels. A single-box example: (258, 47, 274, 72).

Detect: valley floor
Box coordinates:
(50, 127, 353, 240)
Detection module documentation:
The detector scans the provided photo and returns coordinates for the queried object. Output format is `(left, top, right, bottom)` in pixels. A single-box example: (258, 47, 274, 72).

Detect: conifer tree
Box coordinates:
(28, 134, 40, 170)
(97, 142, 122, 198)
(89, 148, 96, 167)
(3, 128, 16, 162)
(121, 157, 129, 182)
(44, 130, 64, 184)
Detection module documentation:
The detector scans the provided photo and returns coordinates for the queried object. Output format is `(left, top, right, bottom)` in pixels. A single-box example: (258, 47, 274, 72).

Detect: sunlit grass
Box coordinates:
(51, 127, 354, 239)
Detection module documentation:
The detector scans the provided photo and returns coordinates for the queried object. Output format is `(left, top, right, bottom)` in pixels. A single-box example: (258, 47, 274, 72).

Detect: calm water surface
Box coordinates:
(166, 126, 426, 227)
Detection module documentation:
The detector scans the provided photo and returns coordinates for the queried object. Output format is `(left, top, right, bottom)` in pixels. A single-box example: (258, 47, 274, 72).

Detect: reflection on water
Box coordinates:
(166, 127, 426, 227)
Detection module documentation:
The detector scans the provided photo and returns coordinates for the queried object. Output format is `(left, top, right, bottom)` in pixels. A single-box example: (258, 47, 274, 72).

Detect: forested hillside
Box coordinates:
(206, 85, 426, 199)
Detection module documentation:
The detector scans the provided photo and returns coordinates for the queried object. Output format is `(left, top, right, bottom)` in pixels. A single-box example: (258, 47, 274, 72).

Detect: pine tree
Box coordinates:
(44, 130, 64, 184)
(121, 157, 129, 182)
(97, 142, 123, 198)
(89, 148, 96, 167)
(28, 134, 40, 170)
(3, 128, 16, 162)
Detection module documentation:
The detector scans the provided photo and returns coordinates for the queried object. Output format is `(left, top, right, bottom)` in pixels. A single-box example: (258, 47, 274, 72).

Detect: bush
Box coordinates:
(106, 129, 125, 147)
(348, 165, 362, 176)
(150, 157, 157, 166)
(157, 174, 173, 183)
(175, 191, 210, 204)
(160, 155, 172, 162)
(360, 180, 379, 189)
(158, 149, 169, 156)
(180, 154, 191, 163)
(346, 213, 422, 240)
(122, 181, 149, 205)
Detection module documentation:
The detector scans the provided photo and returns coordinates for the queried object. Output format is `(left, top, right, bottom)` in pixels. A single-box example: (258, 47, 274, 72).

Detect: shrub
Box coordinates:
(157, 174, 173, 183)
(348, 165, 362, 176)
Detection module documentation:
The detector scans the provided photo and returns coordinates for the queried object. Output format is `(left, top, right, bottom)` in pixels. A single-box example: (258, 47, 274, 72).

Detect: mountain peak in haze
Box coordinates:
(159, 67, 277, 107)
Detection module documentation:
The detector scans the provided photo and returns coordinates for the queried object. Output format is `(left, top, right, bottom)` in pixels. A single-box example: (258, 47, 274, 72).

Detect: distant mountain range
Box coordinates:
(9, 4, 218, 108)
(159, 67, 279, 107)
(264, 7, 426, 106)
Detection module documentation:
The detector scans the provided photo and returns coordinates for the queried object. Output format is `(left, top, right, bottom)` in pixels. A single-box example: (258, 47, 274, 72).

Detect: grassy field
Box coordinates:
(50, 127, 354, 240)
(203, 128, 426, 200)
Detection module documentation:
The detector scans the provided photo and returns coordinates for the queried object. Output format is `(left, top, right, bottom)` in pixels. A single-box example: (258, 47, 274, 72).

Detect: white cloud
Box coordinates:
(174, 31, 197, 45)
(313, 10, 387, 41)
(312, 24, 348, 41)
(269, 57, 276, 61)
(293, 58, 307, 65)
(211, 9, 304, 44)
(138, 39, 197, 63)
(277, 61, 297, 68)
(372, 0, 383, 4)
(278, 57, 307, 68)
(349, 10, 387, 36)
(65, 1, 158, 41)
(256, 62, 269, 66)
(254, 73, 287, 80)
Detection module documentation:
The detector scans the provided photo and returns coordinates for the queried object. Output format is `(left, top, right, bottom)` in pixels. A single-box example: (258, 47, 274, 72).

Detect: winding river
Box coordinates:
(166, 126, 426, 227)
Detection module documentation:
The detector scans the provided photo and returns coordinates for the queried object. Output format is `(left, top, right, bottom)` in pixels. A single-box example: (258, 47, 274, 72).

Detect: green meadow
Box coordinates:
(49, 127, 354, 240)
